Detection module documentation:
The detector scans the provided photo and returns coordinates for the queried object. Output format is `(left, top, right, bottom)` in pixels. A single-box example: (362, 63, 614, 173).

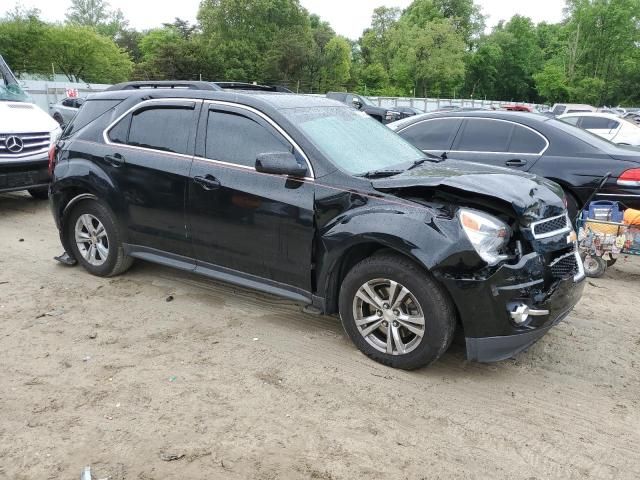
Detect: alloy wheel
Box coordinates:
(352, 278, 426, 355)
(74, 214, 109, 266)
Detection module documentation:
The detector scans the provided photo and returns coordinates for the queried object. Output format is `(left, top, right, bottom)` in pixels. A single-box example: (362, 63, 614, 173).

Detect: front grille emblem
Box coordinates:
(5, 135, 24, 153)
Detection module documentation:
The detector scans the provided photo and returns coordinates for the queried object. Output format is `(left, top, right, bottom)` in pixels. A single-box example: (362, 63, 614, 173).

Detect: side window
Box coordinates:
(108, 114, 130, 144)
(400, 118, 462, 151)
(62, 98, 74, 107)
(561, 116, 580, 126)
(580, 116, 615, 130)
(128, 106, 194, 154)
(454, 119, 514, 153)
(205, 110, 291, 167)
(508, 125, 547, 154)
(553, 105, 566, 115)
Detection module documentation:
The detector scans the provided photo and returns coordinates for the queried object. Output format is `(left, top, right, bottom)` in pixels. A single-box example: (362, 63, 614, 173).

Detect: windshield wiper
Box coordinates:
(406, 154, 446, 171)
(358, 169, 405, 179)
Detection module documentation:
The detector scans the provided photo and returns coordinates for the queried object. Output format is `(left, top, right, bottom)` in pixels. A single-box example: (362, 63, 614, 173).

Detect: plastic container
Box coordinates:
(584, 201, 624, 222)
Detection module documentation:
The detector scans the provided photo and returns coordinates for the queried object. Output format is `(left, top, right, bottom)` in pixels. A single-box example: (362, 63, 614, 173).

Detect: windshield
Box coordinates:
(283, 106, 426, 175)
(0, 57, 31, 103)
(358, 95, 375, 107)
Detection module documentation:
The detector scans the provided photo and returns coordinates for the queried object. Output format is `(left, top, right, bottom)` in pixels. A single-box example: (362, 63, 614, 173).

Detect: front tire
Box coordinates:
(65, 199, 133, 277)
(583, 255, 607, 278)
(28, 187, 49, 200)
(339, 252, 456, 370)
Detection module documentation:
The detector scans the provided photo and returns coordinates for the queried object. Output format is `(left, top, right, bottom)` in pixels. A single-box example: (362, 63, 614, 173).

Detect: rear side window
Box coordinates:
(508, 125, 547, 154)
(127, 106, 194, 154)
(580, 116, 619, 130)
(64, 99, 121, 137)
(561, 116, 580, 126)
(454, 119, 514, 152)
(205, 110, 290, 167)
(400, 118, 462, 151)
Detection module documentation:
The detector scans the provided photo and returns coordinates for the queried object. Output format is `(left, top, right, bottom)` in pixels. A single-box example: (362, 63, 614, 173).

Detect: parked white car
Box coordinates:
(550, 103, 596, 116)
(558, 112, 640, 146)
(49, 97, 85, 126)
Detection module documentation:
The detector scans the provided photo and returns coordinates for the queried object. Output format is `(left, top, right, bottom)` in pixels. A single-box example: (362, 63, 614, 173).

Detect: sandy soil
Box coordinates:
(0, 191, 639, 480)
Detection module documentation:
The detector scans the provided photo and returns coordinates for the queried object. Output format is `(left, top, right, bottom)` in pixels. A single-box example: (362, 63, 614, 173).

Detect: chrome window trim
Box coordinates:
(530, 213, 571, 240)
(102, 98, 315, 179)
(397, 116, 550, 156)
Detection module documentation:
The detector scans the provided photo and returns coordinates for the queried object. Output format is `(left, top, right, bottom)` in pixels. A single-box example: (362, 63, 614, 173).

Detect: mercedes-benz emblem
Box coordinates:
(5, 135, 24, 153)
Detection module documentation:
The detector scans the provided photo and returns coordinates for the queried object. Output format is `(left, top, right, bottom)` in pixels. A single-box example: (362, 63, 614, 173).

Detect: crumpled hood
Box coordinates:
(372, 159, 566, 220)
(0, 102, 58, 133)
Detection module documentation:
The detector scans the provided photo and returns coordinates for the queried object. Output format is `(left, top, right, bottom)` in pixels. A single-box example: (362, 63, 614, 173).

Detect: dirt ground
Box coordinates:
(0, 191, 639, 480)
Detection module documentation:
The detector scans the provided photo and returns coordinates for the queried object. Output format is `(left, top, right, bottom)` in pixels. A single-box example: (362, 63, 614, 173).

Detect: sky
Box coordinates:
(7, 0, 566, 39)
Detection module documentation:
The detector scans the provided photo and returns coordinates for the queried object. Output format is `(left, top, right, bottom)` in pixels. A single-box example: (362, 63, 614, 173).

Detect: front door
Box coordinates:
(187, 103, 315, 292)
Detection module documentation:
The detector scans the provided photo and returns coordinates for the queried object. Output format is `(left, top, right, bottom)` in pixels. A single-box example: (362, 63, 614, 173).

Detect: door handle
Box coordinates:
(505, 158, 527, 167)
(104, 153, 124, 167)
(194, 175, 221, 191)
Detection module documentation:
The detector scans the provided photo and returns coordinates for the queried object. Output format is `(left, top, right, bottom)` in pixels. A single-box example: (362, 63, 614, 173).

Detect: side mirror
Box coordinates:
(352, 99, 363, 110)
(255, 152, 307, 178)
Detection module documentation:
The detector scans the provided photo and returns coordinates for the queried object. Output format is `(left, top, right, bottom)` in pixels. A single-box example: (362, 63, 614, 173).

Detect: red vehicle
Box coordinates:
(503, 105, 534, 112)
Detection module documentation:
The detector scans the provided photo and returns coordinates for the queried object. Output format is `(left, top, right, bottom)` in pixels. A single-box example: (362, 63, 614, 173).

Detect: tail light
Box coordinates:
(617, 168, 640, 186)
(48, 143, 57, 176)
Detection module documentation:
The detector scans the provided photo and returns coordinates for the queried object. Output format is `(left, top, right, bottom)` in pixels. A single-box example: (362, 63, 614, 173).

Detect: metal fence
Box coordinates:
(20, 79, 541, 114)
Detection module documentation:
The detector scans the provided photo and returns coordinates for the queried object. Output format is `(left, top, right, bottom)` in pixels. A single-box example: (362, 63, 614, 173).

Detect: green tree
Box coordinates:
(45, 24, 132, 82)
(319, 36, 351, 91)
(390, 19, 466, 97)
(0, 7, 49, 76)
(65, 0, 128, 40)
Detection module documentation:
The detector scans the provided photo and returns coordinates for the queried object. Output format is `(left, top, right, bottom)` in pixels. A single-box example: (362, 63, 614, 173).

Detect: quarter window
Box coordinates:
(127, 106, 194, 154)
(508, 125, 547, 154)
(454, 119, 514, 152)
(400, 118, 462, 151)
(205, 110, 290, 167)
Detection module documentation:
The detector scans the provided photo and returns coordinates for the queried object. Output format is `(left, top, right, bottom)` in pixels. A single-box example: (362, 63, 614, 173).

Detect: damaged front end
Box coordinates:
(372, 161, 586, 362)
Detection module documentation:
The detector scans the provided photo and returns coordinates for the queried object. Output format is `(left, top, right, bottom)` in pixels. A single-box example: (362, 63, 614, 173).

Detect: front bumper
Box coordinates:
(0, 157, 49, 193)
(439, 251, 586, 363)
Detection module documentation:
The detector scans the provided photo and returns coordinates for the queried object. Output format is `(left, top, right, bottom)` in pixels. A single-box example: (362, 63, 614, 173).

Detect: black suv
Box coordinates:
(50, 81, 585, 369)
(326, 92, 401, 124)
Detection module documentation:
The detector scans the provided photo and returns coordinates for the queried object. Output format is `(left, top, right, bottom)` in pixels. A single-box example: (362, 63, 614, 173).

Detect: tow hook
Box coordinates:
(508, 303, 549, 325)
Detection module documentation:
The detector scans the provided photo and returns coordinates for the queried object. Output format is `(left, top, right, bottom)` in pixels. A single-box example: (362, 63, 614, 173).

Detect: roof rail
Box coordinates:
(105, 81, 222, 92)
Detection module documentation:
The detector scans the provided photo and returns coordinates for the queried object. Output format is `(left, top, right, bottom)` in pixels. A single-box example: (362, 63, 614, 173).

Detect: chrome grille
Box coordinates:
(550, 251, 579, 279)
(531, 214, 571, 239)
(0, 132, 50, 158)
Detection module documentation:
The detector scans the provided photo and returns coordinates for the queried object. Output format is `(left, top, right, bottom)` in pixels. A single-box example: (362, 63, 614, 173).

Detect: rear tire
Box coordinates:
(65, 199, 133, 277)
(28, 187, 49, 200)
(339, 252, 456, 370)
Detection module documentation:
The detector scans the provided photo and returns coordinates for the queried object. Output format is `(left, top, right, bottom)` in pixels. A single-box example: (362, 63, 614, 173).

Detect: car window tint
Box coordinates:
(400, 118, 461, 151)
(128, 107, 194, 154)
(108, 114, 130, 144)
(63, 99, 122, 137)
(508, 125, 546, 154)
(580, 116, 616, 130)
(62, 99, 74, 107)
(455, 119, 514, 152)
(206, 110, 290, 167)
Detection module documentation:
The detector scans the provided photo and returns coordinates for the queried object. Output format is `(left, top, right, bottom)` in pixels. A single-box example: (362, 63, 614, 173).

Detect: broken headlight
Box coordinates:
(458, 208, 511, 266)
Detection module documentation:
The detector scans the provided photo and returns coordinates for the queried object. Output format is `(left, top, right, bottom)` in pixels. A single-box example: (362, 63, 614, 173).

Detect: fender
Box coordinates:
(314, 200, 480, 313)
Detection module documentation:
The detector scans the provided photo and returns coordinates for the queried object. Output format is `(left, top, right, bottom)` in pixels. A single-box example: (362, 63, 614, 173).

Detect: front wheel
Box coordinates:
(339, 252, 456, 370)
(65, 199, 133, 277)
(583, 255, 607, 278)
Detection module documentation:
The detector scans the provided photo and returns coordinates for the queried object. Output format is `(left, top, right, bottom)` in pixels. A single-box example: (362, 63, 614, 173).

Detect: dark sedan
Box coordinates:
(389, 111, 640, 215)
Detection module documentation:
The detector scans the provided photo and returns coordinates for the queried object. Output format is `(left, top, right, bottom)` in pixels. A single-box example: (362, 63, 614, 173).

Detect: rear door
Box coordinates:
(448, 118, 547, 171)
(103, 99, 200, 258)
(187, 102, 315, 293)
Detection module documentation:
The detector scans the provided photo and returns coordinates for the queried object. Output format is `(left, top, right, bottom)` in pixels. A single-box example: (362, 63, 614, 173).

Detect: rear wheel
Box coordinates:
(28, 187, 49, 200)
(65, 199, 133, 277)
(339, 252, 456, 370)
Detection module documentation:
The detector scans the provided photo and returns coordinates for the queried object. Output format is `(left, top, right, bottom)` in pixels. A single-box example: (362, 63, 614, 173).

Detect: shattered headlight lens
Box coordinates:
(458, 208, 511, 265)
